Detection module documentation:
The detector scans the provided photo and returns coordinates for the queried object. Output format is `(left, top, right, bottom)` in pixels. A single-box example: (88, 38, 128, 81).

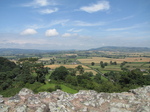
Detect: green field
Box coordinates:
(34, 83, 78, 94)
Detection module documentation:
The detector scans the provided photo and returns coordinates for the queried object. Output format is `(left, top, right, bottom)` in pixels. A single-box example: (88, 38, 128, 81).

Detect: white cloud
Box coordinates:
(62, 33, 78, 37)
(116, 15, 135, 22)
(50, 19, 69, 26)
(68, 28, 83, 32)
(80, 1, 110, 13)
(35, 0, 49, 6)
(62, 33, 71, 37)
(106, 25, 140, 31)
(20, 29, 37, 35)
(23, 0, 56, 8)
(27, 19, 69, 30)
(39, 8, 58, 14)
(74, 21, 105, 26)
(45, 29, 59, 37)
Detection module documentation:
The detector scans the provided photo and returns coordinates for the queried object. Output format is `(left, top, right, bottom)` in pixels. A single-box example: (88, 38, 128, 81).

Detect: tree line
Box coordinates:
(50, 65, 150, 93)
(0, 57, 49, 91)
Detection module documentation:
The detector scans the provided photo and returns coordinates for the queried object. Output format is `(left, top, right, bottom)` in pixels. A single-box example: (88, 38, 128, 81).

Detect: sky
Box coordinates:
(0, 0, 150, 50)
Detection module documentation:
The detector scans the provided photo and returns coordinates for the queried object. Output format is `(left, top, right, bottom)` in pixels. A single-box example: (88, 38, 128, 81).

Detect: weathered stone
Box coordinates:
(38, 92, 52, 99)
(8, 95, 20, 103)
(27, 96, 41, 105)
(18, 88, 33, 96)
(0, 86, 150, 112)
(82, 107, 88, 112)
(0, 104, 10, 112)
(35, 104, 47, 112)
(110, 107, 132, 112)
(15, 105, 27, 112)
(0, 95, 4, 103)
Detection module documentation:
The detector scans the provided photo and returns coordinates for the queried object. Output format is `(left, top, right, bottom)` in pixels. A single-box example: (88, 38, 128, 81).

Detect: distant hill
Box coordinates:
(0, 48, 58, 55)
(89, 46, 150, 52)
(1, 46, 150, 55)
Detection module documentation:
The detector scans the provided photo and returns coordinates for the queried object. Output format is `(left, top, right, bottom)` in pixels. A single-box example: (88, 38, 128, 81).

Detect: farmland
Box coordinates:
(45, 64, 89, 69)
(0, 47, 150, 96)
(8, 49, 150, 75)
(45, 64, 97, 75)
(77, 57, 150, 64)
(76, 56, 150, 73)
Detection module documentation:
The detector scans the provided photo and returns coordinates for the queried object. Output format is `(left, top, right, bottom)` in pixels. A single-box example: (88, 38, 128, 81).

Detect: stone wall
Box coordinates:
(0, 86, 150, 112)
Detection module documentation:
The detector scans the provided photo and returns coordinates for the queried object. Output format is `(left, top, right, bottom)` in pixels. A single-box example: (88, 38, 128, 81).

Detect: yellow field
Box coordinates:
(39, 57, 54, 61)
(64, 54, 78, 56)
(45, 64, 90, 69)
(77, 57, 150, 64)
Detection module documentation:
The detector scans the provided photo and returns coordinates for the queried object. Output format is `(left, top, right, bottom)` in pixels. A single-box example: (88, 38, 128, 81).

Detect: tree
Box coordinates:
(68, 68, 76, 76)
(110, 61, 113, 65)
(91, 62, 95, 66)
(65, 75, 78, 86)
(100, 61, 103, 65)
(101, 64, 105, 68)
(100, 61, 105, 68)
(119, 69, 145, 87)
(76, 65, 84, 75)
(94, 74, 101, 84)
(35, 67, 49, 84)
(50, 66, 69, 81)
(83, 72, 94, 77)
(110, 61, 117, 65)
(113, 61, 117, 65)
(104, 62, 108, 66)
(0, 57, 16, 72)
(1, 82, 9, 90)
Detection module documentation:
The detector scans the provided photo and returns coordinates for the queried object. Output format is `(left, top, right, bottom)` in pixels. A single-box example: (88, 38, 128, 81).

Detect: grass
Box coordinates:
(101, 75, 108, 81)
(84, 70, 98, 75)
(39, 57, 53, 61)
(90, 65, 121, 73)
(104, 65, 121, 71)
(36, 82, 78, 94)
(60, 85, 78, 94)
(0, 87, 22, 97)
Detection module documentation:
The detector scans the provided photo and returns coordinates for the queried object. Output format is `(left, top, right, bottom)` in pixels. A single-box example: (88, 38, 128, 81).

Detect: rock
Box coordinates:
(18, 88, 33, 96)
(137, 106, 150, 112)
(35, 104, 48, 112)
(0, 86, 150, 112)
(15, 105, 27, 112)
(0, 95, 4, 103)
(8, 95, 20, 103)
(38, 92, 52, 99)
(0, 104, 10, 112)
(27, 96, 41, 105)
(82, 107, 88, 112)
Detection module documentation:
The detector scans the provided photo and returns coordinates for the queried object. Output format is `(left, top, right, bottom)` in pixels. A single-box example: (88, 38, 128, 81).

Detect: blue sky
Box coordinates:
(0, 0, 150, 50)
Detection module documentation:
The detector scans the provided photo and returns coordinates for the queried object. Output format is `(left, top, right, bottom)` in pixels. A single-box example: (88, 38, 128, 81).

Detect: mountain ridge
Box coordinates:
(89, 46, 150, 52)
(0, 46, 150, 55)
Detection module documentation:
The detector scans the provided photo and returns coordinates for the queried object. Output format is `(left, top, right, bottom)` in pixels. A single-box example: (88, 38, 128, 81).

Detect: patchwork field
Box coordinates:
(77, 57, 150, 64)
(45, 64, 89, 69)
(39, 57, 54, 61)
(45, 64, 97, 75)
